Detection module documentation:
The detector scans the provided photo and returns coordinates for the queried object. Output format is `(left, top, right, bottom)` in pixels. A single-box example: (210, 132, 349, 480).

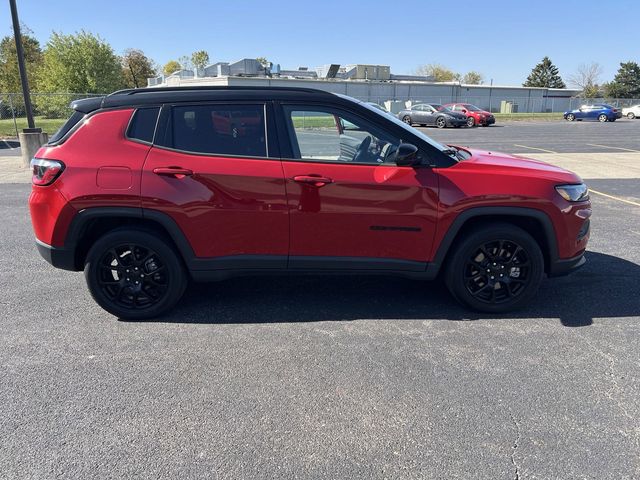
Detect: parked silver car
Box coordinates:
(397, 103, 467, 128)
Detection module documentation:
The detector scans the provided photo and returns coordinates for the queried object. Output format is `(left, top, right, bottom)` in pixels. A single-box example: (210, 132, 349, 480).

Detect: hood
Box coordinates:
(444, 111, 467, 119)
(455, 148, 582, 183)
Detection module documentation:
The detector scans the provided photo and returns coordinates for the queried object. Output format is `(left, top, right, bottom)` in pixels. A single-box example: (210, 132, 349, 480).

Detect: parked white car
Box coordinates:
(622, 105, 640, 119)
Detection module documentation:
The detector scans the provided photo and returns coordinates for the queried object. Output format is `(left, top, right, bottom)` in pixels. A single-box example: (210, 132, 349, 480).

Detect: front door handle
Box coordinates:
(153, 166, 193, 178)
(292, 175, 333, 187)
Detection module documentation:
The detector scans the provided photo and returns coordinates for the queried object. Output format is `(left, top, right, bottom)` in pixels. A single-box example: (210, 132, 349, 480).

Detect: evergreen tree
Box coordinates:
(605, 61, 640, 98)
(523, 57, 566, 88)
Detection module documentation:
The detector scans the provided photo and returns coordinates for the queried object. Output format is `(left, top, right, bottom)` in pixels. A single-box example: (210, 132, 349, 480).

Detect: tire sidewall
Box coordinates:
(84, 229, 187, 320)
(445, 224, 545, 313)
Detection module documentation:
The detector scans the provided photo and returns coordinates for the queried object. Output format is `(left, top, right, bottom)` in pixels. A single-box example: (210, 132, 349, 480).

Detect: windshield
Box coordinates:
(336, 94, 449, 153)
(463, 104, 482, 112)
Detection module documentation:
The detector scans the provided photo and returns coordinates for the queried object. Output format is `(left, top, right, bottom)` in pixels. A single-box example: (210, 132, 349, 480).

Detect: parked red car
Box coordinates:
(29, 87, 589, 319)
(441, 103, 496, 127)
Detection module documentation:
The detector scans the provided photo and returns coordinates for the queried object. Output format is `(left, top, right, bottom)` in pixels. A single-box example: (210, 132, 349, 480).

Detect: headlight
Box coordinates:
(555, 183, 589, 202)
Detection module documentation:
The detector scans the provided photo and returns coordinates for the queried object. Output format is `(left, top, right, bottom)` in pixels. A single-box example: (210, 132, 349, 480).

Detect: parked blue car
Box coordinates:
(564, 104, 622, 122)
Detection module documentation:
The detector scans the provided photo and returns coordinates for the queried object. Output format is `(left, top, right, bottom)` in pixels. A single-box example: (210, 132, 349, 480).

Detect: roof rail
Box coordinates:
(108, 85, 332, 96)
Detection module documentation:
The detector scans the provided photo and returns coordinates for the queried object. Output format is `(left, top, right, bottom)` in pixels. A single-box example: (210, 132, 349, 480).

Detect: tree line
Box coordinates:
(416, 57, 640, 99)
(0, 27, 216, 117)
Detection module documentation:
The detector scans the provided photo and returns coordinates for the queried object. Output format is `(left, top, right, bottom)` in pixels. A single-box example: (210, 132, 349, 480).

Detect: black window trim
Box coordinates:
(152, 101, 276, 160)
(278, 102, 427, 167)
(125, 106, 162, 146)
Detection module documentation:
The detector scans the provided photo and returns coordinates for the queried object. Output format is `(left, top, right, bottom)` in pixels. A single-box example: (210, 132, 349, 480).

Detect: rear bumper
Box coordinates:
(35, 239, 77, 271)
(548, 252, 586, 277)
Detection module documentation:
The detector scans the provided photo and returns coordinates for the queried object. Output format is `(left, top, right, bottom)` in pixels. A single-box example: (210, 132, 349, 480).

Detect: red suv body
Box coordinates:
(441, 103, 496, 127)
(29, 87, 590, 319)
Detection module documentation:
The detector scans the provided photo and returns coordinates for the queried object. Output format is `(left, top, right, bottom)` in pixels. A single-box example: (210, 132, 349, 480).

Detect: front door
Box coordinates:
(141, 103, 288, 268)
(279, 105, 439, 271)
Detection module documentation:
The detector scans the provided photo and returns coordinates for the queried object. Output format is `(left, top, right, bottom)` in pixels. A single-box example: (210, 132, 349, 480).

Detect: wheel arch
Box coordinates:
(428, 207, 558, 277)
(65, 207, 195, 271)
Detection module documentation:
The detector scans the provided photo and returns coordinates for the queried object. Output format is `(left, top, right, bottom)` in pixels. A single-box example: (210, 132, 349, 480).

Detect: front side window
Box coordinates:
(169, 104, 267, 157)
(284, 106, 401, 165)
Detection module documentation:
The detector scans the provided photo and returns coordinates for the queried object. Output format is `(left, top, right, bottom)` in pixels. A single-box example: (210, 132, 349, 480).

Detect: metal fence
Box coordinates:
(0, 92, 104, 138)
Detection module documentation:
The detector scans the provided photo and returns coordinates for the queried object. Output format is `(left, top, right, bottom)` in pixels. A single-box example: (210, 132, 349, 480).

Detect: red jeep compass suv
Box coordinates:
(29, 87, 591, 319)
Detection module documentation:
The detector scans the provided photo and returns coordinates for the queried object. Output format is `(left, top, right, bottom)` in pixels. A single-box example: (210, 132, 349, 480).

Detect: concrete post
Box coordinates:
(19, 128, 48, 168)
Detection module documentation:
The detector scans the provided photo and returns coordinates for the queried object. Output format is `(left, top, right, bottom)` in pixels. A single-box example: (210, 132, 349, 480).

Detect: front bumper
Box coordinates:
(35, 239, 77, 271)
(548, 252, 586, 277)
(447, 118, 468, 127)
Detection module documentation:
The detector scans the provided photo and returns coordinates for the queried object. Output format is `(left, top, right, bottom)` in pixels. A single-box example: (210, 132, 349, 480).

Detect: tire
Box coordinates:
(466, 116, 475, 127)
(84, 228, 187, 320)
(628, 112, 636, 119)
(598, 114, 608, 122)
(402, 115, 412, 125)
(444, 223, 544, 313)
(566, 113, 575, 121)
(435, 116, 447, 129)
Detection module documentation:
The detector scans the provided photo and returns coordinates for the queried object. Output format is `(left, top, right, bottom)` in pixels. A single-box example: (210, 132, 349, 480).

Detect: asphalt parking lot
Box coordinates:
(1, 122, 639, 479)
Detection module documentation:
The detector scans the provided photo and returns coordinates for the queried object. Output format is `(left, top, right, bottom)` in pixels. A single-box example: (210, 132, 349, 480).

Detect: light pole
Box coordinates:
(9, 0, 47, 167)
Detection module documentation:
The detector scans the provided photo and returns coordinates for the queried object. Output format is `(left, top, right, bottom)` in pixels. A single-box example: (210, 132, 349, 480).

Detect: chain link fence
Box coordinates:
(0, 92, 104, 138)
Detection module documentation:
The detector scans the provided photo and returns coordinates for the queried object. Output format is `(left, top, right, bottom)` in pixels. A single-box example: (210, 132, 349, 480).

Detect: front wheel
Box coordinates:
(435, 116, 447, 128)
(628, 112, 636, 119)
(84, 229, 187, 320)
(598, 114, 608, 122)
(444, 224, 544, 313)
(402, 115, 412, 125)
(466, 116, 475, 127)
(566, 113, 575, 121)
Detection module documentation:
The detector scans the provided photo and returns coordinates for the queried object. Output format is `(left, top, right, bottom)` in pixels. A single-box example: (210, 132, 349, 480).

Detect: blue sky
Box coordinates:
(2, 0, 638, 86)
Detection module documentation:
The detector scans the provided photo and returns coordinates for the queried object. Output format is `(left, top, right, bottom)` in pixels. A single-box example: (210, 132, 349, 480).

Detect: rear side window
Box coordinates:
(127, 107, 160, 143)
(48, 111, 85, 144)
(168, 104, 267, 157)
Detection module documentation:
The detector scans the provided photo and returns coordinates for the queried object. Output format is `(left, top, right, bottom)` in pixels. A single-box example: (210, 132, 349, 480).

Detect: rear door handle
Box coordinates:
(153, 167, 193, 177)
(292, 175, 333, 187)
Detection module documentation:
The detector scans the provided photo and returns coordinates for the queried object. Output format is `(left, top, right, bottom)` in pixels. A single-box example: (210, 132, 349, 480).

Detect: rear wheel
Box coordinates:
(466, 116, 475, 127)
(84, 229, 187, 320)
(628, 112, 636, 119)
(598, 114, 608, 122)
(566, 113, 575, 121)
(402, 115, 412, 125)
(444, 224, 544, 313)
(435, 116, 447, 128)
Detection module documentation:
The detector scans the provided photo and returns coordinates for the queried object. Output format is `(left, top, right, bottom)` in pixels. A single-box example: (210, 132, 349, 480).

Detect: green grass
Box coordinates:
(492, 112, 565, 122)
(291, 116, 337, 128)
(0, 116, 67, 138)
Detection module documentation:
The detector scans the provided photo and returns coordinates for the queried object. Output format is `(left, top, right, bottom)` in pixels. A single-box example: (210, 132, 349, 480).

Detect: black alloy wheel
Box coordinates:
(85, 229, 187, 319)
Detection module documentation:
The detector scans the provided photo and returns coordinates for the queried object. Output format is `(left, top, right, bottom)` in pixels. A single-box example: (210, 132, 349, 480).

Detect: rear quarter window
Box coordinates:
(48, 111, 86, 144)
(127, 107, 160, 143)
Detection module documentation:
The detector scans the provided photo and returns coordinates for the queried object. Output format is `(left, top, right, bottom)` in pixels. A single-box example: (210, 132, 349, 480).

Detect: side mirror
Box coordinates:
(461, 109, 468, 113)
(394, 143, 419, 166)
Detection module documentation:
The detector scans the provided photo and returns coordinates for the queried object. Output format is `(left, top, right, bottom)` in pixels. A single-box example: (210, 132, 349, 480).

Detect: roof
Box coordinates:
(70, 86, 336, 113)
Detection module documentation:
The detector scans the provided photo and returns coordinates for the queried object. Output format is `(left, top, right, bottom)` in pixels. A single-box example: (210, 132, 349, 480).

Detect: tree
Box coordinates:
(191, 50, 209, 70)
(462, 71, 483, 85)
(163, 60, 181, 76)
(256, 56, 269, 67)
(122, 49, 156, 88)
(604, 61, 640, 98)
(36, 31, 124, 117)
(415, 63, 459, 82)
(0, 29, 43, 93)
(568, 62, 603, 97)
(178, 55, 191, 70)
(523, 57, 565, 88)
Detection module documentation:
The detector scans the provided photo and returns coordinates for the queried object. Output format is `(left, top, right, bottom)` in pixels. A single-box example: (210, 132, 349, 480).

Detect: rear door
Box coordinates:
(277, 104, 439, 270)
(141, 102, 288, 268)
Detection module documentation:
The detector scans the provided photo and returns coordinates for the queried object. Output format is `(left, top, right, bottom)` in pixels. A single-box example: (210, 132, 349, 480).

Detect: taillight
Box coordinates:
(30, 158, 65, 186)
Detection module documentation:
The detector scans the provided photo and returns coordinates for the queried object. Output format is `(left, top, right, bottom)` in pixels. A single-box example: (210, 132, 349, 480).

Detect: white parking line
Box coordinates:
(590, 189, 640, 207)
(586, 144, 640, 153)
(513, 144, 558, 154)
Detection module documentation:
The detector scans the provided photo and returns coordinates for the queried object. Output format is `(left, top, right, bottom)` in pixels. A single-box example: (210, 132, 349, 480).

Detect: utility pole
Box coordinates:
(9, 0, 35, 129)
(9, 0, 47, 167)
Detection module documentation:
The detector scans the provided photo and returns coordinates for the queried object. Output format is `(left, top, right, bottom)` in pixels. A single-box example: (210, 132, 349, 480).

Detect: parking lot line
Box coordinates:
(589, 189, 640, 207)
(513, 144, 558, 154)
(587, 144, 640, 153)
